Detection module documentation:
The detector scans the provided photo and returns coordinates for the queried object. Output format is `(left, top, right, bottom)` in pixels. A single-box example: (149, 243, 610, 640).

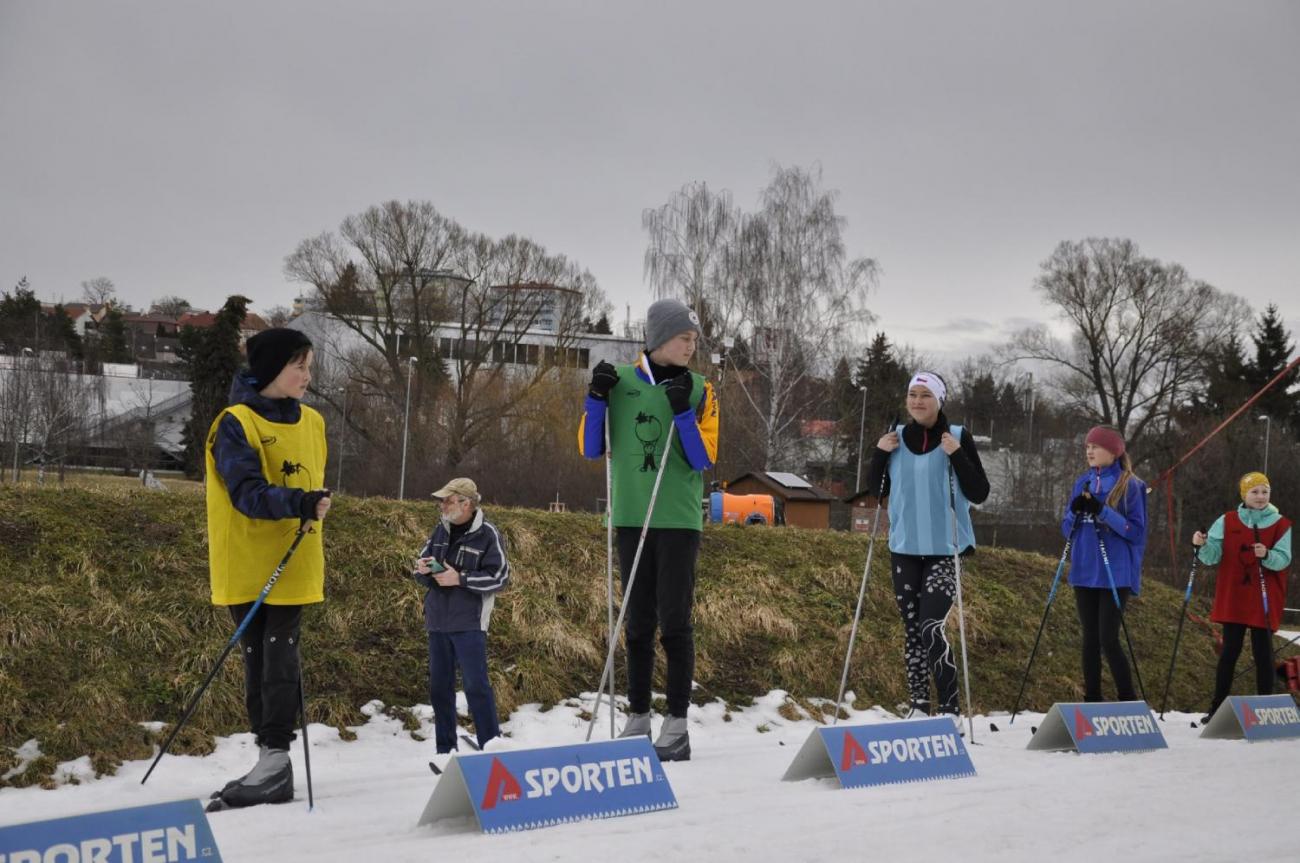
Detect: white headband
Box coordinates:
(908, 372, 946, 404)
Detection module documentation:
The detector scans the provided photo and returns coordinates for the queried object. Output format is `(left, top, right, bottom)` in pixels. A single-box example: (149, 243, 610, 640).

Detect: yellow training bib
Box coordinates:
(205, 403, 327, 606)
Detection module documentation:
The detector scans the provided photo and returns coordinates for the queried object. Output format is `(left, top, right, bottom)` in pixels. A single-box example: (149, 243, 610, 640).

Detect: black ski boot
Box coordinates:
(211, 744, 268, 800)
(208, 748, 293, 811)
(653, 716, 690, 762)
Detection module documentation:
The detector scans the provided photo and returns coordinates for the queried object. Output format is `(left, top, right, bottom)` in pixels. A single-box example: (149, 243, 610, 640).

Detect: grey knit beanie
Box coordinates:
(645, 299, 701, 352)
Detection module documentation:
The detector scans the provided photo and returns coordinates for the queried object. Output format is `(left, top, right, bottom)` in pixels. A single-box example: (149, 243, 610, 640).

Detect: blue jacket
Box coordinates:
(211, 372, 310, 520)
(415, 507, 510, 632)
(1061, 463, 1148, 594)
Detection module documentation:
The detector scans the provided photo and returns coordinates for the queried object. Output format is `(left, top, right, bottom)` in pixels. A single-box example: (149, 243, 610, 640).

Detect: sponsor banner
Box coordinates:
(417, 738, 677, 834)
(1200, 694, 1300, 742)
(1027, 701, 1167, 754)
(0, 799, 221, 863)
(782, 719, 975, 789)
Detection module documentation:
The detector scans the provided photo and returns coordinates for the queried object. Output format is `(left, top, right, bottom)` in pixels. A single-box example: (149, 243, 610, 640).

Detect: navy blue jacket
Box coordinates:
(211, 372, 309, 520)
(1061, 463, 1148, 594)
(415, 508, 510, 632)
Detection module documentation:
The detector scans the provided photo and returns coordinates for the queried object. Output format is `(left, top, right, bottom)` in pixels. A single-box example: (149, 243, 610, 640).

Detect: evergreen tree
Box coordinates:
(179, 295, 251, 477)
(1195, 332, 1252, 416)
(0, 279, 42, 354)
(854, 332, 909, 431)
(1244, 304, 1297, 424)
(51, 304, 84, 360)
(593, 313, 612, 335)
(99, 307, 132, 363)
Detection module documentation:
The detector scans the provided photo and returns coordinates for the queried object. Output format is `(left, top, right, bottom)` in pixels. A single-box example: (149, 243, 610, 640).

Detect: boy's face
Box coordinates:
(1243, 484, 1271, 509)
(265, 349, 313, 400)
(650, 330, 697, 368)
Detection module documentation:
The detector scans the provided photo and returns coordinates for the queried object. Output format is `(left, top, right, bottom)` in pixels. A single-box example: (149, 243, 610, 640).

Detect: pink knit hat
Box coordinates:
(1085, 425, 1125, 458)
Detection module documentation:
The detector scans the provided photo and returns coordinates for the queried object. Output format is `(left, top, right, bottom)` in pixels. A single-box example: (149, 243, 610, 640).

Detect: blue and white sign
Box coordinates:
(1027, 701, 1167, 753)
(417, 738, 677, 834)
(782, 719, 975, 789)
(1200, 694, 1300, 742)
(0, 799, 221, 863)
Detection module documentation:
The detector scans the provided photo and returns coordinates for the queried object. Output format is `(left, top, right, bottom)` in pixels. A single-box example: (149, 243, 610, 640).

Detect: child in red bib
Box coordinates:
(1192, 472, 1293, 720)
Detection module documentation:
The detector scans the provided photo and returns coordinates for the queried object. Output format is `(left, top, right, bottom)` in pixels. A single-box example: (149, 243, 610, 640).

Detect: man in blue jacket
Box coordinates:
(413, 477, 510, 753)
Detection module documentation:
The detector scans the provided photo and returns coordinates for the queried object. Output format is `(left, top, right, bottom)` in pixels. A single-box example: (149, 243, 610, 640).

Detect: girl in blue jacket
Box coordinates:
(1060, 426, 1147, 702)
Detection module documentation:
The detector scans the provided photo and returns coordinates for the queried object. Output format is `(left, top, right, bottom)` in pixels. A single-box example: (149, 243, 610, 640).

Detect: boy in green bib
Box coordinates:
(578, 299, 719, 761)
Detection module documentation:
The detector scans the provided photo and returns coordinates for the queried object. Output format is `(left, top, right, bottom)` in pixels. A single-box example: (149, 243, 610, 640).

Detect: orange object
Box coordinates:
(708, 492, 779, 526)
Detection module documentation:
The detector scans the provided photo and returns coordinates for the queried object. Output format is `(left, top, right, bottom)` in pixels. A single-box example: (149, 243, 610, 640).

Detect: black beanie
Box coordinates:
(246, 328, 313, 389)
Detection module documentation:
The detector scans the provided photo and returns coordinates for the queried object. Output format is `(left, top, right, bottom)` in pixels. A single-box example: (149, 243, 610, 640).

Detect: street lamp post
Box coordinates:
(399, 356, 416, 500)
(855, 384, 868, 492)
(336, 386, 348, 494)
(1259, 415, 1271, 474)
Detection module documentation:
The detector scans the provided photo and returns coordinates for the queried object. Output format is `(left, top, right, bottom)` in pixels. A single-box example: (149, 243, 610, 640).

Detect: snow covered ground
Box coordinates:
(2, 691, 1295, 862)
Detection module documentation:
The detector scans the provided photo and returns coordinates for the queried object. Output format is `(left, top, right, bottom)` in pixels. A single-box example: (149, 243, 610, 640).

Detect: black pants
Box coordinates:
(890, 554, 959, 714)
(1073, 586, 1136, 701)
(228, 602, 303, 750)
(617, 527, 700, 718)
(1211, 623, 1274, 710)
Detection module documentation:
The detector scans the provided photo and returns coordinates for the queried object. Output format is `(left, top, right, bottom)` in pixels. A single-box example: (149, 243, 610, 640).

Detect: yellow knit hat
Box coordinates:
(1239, 471, 1270, 501)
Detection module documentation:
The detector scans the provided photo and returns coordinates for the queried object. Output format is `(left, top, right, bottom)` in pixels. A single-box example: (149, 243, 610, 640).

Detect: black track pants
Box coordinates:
(617, 527, 701, 718)
(1073, 586, 1135, 701)
(1211, 622, 1274, 709)
(228, 602, 303, 750)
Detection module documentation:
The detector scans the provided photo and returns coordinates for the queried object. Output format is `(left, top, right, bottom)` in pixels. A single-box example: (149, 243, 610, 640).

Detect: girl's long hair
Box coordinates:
(1106, 451, 1139, 510)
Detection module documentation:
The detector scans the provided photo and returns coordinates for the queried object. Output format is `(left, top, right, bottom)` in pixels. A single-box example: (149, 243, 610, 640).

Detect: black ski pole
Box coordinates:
(299, 674, 314, 811)
(1095, 525, 1149, 703)
(1252, 525, 1278, 676)
(1157, 537, 1201, 719)
(142, 518, 315, 785)
(1008, 522, 1080, 726)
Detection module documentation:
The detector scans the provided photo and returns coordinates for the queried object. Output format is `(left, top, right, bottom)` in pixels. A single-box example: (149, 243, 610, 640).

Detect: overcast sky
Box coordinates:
(2, 0, 1297, 363)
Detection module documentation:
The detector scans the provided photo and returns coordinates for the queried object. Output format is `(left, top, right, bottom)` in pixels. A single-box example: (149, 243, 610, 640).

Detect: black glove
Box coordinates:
(665, 371, 693, 415)
(1070, 493, 1102, 517)
(588, 360, 619, 400)
(299, 489, 330, 521)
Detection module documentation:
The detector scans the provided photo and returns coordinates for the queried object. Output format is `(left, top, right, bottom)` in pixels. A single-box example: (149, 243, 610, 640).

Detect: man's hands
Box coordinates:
(413, 556, 462, 586)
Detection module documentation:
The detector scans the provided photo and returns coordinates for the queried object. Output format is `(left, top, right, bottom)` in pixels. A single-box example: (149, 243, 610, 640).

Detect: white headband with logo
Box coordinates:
(908, 372, 946, 404)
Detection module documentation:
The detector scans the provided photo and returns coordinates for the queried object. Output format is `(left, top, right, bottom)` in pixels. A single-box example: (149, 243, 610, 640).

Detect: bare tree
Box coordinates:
(0, 356, 35, 481)
(81, 276, 117, 307)
(1008, 238, 1249, 452)
(28, 358, 98, 482)
(642, 166, 877, 470)
(263, 305, 294, 327)
(286, 200, 612, 478)
(726, 165, 877, 469)
(149, 295, 192, 317)
(643, 182, 742, 340)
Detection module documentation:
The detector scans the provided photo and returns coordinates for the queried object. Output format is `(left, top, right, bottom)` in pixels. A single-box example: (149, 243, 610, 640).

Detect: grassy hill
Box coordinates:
(0, 484, 1279, 788)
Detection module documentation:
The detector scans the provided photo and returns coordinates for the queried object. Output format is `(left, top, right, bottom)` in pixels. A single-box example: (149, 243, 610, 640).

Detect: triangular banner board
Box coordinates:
(0, 798, 222, 862)
(1027, 701, 1167, 753)
(417, 737, 678, 834)
(782, 719, 975, 789)
(1199, 694, 1300, 742)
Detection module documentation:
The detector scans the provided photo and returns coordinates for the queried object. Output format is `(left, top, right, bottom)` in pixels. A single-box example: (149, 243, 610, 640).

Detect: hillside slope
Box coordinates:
(0, 485, 1262, 786)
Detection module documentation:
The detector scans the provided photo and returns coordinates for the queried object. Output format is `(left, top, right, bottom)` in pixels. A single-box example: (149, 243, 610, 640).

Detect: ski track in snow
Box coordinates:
(1, 691, 1295, 862)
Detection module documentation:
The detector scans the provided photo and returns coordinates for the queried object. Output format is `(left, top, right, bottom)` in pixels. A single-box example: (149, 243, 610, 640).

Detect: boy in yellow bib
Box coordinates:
(205, 327, 331, 809)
